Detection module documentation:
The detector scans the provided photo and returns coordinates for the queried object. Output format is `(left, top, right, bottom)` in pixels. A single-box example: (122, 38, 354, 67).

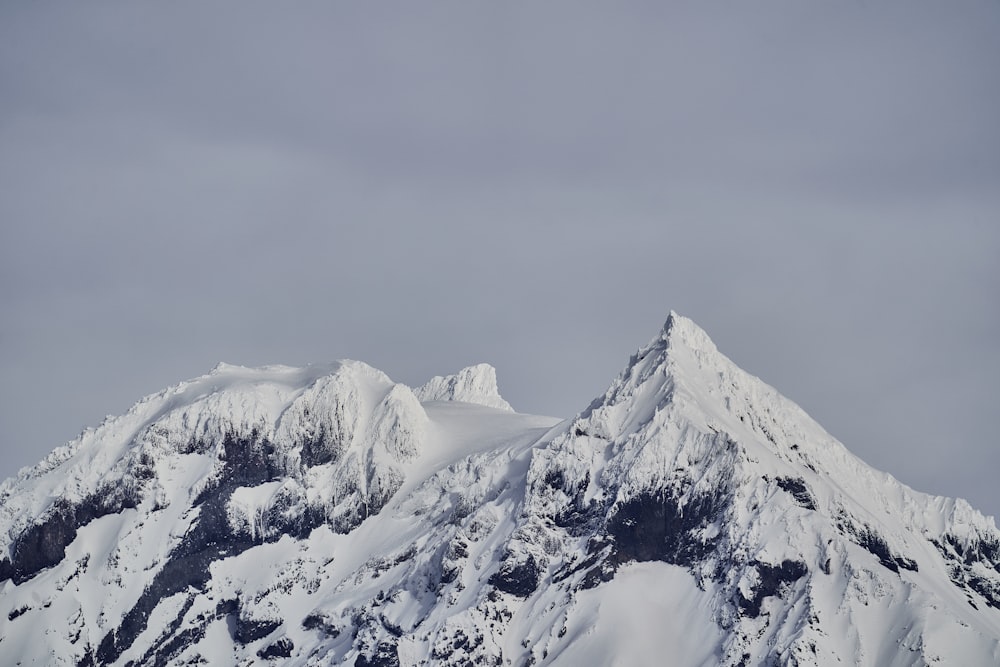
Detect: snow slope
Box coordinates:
(1, 313, 998, 666)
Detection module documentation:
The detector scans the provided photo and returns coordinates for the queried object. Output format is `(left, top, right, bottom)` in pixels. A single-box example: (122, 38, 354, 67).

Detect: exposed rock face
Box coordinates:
(1, 313, 999, 666)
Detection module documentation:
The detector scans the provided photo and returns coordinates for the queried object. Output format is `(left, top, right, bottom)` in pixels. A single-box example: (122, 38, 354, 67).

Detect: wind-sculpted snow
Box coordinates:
(2, 314, 1000, 666)
(415, 363, 513, 412)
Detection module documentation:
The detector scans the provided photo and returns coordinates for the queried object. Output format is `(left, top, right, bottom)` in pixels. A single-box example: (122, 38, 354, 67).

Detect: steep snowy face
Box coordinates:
(415, 363, 513, 411)
(0, 360, 426, 567)
(521, 312, 1000, 665)
(0, 360, 441, 665)
(1, 313, 999, 667)
(0, 355, 555, 667)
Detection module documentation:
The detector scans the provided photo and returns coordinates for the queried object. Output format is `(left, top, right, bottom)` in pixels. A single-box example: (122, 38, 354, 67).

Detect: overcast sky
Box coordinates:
(2, 2, 998, 519)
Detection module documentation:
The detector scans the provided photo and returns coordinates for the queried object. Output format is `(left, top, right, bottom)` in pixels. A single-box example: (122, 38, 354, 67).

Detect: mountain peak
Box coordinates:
(3, 315, 1000, 666)
(414, 362, 514, 411)
(598, 311, 720, 404)
(658, 310, 718, 355)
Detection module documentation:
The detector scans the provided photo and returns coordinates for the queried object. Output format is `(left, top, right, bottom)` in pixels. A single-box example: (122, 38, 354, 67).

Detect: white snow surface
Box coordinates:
(415, 363, 514, 411)
(1, 312, 999, 666)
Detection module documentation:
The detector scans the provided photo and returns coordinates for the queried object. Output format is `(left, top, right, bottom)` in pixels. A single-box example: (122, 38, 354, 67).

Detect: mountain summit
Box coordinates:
(1, 313, 998, 666)
(415, 363, 513, 411)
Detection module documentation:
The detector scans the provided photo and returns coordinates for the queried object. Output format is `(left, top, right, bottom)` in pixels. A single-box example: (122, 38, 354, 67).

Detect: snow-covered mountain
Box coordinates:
(2, 312, 999, 666)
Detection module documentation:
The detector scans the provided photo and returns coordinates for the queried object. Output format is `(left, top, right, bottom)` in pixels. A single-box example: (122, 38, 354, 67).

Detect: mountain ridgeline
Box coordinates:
(1, 313, 999, 666)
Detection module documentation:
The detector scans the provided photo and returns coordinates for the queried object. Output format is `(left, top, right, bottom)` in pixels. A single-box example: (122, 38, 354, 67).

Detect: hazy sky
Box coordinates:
(2, 2, 998, 519)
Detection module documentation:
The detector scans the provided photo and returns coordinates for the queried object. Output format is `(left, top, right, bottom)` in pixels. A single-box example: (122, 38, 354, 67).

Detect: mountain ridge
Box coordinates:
(1, 312, 998, 666)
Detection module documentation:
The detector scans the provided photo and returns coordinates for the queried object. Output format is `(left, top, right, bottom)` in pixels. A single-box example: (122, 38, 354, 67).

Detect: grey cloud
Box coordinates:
(2, 1, 998, 518)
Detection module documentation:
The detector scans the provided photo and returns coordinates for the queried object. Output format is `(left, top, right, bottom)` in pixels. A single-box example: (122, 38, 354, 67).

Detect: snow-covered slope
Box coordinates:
(1, 313, 999, 666)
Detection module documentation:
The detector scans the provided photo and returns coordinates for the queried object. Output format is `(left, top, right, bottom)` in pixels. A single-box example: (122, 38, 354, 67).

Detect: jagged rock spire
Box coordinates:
(414, 363, 513, 411)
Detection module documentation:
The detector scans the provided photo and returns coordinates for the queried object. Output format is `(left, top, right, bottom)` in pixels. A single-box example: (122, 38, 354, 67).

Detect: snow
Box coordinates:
(414, 363, 514, 411)
(544, 562, 723, 667)
(228, 481, 289, 540)
(2, 312, 1000, 666)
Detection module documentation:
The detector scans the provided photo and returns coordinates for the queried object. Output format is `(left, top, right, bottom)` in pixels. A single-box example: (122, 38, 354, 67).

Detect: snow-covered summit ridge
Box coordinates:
(592, 310, 833, 453)
(414, 362, 514, 411)
(576, 309, 1000, 559)
(660, 309, 717, 350)
(578, 310, 730, 431)
(2, 311, 1000, 667)
(528, 312, 1000, 664)
(0, 358, 517, 559)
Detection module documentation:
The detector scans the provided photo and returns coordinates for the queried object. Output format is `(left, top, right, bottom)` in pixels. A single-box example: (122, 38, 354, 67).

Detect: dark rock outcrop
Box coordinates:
(737, 560, 809, 618)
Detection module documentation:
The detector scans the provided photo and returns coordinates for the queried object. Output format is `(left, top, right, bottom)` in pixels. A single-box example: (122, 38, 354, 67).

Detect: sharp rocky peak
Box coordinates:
(622, 311, 722, 382)
(414, 362, 513, 411)
(579, 311, 730, 425)
(659, 309, 718, 350)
